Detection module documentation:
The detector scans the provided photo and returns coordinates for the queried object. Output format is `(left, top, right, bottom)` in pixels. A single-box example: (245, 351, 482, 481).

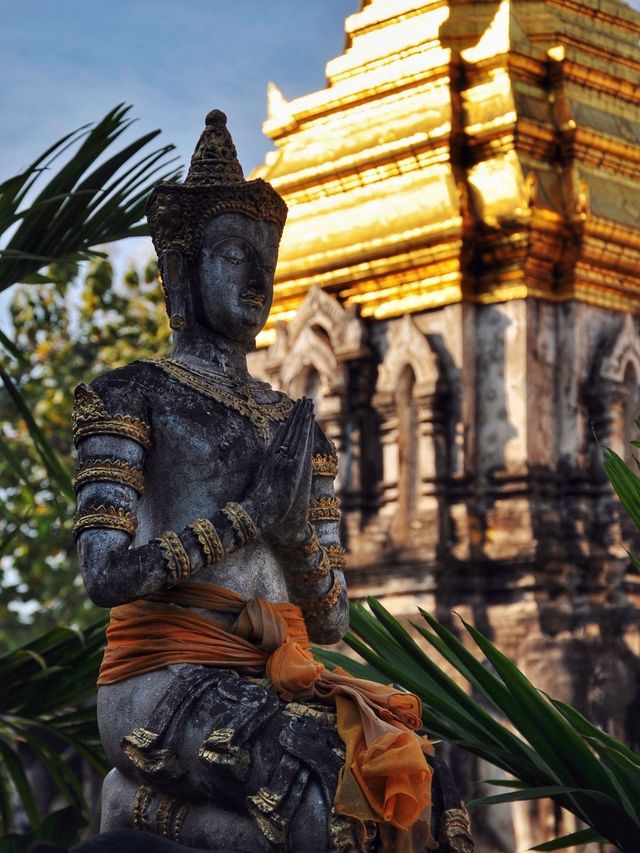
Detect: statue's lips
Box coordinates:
(242, 290, 265, 307)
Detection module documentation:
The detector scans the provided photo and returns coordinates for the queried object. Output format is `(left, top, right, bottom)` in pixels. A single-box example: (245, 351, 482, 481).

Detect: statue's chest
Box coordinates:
(144, 387, 276, 502)
(158, 393, 267, 456)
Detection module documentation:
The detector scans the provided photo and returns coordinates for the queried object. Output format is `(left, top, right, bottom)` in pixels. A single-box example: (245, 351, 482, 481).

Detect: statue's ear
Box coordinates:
(160, 250, 191, 330)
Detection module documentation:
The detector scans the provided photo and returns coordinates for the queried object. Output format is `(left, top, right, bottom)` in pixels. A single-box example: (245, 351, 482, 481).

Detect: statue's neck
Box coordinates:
(171, 327, 251, 382)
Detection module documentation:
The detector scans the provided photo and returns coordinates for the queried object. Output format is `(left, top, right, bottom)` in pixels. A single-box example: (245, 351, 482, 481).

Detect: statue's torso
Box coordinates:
(92, 359, 297, 603)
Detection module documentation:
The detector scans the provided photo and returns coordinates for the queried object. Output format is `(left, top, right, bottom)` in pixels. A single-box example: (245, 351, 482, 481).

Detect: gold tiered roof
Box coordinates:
(253, 0, 640, 346)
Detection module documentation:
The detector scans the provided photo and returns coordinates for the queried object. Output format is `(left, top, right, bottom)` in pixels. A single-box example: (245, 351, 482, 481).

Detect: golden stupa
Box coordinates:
(254, 0, 640, 347)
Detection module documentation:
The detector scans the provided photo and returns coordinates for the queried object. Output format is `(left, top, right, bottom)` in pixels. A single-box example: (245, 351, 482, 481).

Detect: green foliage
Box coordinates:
(0, 617, 107, 844)
(0, 103, 177, 647)
(0, 109, 176, 843)
(0, 103, 179, 292)
(1, 806, 88, 853)
(603, 439, 640, 570)
(316, 599, 640, 851)
(0, 258, 170, 648)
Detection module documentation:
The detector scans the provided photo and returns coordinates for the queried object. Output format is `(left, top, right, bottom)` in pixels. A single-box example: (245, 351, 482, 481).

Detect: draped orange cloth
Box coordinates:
(99, 582, 436, 851)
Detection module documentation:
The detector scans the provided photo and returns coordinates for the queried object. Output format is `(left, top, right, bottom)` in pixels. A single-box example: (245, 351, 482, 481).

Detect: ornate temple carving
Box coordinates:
(590, 316, 640, 514)
(375, 314, 438, 399)
(372, 316, 443, 553)
(600, 314, 640, 385)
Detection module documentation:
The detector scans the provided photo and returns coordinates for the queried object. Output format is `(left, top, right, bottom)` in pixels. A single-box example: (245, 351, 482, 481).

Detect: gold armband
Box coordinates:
(300, 575, 343, 618)
(73, 504, 137, 539)
(73, 458, 145, 494)
(157, 530, 191, 586)
(312, 454, 338, 478)
(222, 502, 258, 550)
(188, 518, 224, 566)
(72, 384, 151, 449)
(308, 497, 341, 523)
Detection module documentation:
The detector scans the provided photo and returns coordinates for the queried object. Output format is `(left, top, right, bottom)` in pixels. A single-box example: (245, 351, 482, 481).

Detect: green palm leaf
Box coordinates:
(0, 363, 72, 498)
(333, 598, 640, 851)
(530, 828, 609, 851)
(0, 103, 180, 291)
(603, 445, 640, 533)
(0, 105, 179, 570)
(0, 617, 108, 833)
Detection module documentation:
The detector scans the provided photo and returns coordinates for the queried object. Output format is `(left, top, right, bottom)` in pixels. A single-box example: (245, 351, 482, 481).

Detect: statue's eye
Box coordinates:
(221, 249, 246, 265)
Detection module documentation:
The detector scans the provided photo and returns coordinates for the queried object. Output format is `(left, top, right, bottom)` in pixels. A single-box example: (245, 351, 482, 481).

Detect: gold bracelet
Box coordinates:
(73, 458, 145, 494)
(133, 785, 152, 830)
(312, 453, 338, 478)
(156, 794, 177, 837)
(73, 505, 137, 539)
(277, 525, 321, 561)
(300, 528, 321, 559)
(172, 801, 191, 843)
(188, 517, 224, 566)
(300, 575, 343, 618)
(157, 530, 191, 586)
(222, 502, 258, 550)
(325, 545, 347, 570)
(296, 547, 332, 584)
(308, 497, 341, 523)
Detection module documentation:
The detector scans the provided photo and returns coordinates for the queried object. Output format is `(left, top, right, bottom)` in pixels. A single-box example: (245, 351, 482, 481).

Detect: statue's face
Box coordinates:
(195, 213, 280, 345)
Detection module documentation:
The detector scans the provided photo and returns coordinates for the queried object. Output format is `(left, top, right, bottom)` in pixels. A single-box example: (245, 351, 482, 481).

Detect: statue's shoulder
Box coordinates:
(87, 359, 159, 400)
(73, 360, 158, 432)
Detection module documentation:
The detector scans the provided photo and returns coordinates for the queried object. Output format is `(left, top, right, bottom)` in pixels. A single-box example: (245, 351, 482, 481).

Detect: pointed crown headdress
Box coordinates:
(146, 110, 287, 260)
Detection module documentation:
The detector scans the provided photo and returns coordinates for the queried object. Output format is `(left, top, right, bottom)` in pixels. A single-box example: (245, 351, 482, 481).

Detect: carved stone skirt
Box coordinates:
(98, 664, 472, 852)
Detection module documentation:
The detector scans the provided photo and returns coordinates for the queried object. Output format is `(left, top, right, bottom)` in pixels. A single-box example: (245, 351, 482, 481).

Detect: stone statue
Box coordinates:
(73, 110, 473, 852)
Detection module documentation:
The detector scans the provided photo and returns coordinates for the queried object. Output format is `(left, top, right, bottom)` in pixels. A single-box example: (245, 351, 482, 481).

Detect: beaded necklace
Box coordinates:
(145, 357, 293, 439)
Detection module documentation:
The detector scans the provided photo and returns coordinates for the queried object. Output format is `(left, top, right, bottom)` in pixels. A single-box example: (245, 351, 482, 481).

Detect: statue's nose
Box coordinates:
(248, 252, 265, 290)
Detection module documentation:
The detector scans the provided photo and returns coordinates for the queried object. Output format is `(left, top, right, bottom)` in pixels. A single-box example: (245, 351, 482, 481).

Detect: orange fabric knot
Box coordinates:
(266, 641, 324, 701)
(352, 730, 433, 831)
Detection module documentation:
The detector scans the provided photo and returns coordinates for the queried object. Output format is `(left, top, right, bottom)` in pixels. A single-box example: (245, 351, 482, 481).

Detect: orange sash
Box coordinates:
(99, 582, 436, 851)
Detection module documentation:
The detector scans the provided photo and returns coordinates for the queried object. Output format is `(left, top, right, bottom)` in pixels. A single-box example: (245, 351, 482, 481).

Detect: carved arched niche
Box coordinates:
(599, 314, 640, 465)
(372, 314, 441, 556)
(585, 314, 640, 548)
(260, 286, 367, 465)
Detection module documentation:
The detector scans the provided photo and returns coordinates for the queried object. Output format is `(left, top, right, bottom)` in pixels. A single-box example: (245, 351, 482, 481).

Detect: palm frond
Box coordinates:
(321, 599, 640, 851)
(0, 363, 73, 498)
(603, 445, 640, 534)
(0, 617, 108, 833)
(0, 103, 180, 292)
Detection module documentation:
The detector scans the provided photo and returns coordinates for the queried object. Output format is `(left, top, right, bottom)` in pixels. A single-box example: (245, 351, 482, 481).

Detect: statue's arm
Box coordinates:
(73, 378, 256, 608)
(75, 431, 163, 606)
(283, 435, 349, 645)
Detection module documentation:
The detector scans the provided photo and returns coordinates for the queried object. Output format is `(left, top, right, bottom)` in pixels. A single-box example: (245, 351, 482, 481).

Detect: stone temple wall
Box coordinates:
(250, 293, 640, 851)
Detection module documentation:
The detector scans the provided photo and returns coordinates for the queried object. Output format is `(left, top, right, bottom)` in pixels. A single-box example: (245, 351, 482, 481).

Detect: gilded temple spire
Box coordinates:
(253, 0, 640, 346)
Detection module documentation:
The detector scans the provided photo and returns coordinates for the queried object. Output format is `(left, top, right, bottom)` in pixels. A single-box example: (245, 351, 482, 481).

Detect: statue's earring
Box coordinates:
(160, 250, 190, 330)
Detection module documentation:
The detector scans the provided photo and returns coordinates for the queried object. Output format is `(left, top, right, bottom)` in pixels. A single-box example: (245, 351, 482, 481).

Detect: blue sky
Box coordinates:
(1, 1, 358, 181)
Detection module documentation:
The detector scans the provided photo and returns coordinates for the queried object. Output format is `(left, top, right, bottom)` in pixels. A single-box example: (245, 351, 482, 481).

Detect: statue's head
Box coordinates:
(146, 110, 287, 345)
